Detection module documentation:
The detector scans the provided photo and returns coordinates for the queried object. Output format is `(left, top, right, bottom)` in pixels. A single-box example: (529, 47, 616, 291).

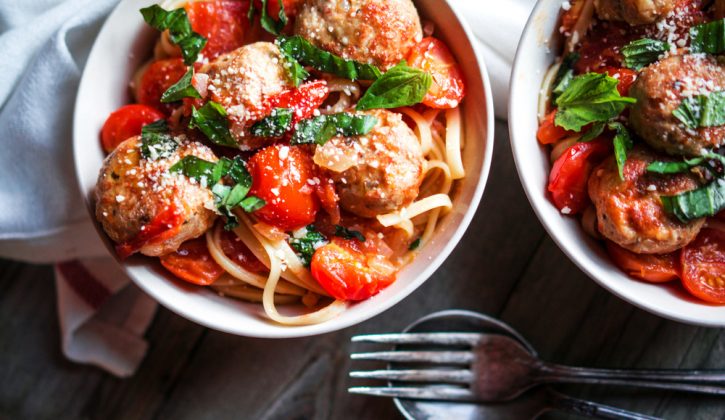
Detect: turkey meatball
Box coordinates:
(588, 147, 705, 254)
(314, 109, 424, 218)
(201, 42, 295, 149)
(594, 0, 675, 25)
(95, 136, 218, 257)
(629, 55, 725, 157)
(294, 0, 423, 70)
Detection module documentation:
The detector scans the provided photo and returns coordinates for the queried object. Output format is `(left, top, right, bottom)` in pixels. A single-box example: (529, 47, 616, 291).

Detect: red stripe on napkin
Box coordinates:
(57, 261, 112, 309)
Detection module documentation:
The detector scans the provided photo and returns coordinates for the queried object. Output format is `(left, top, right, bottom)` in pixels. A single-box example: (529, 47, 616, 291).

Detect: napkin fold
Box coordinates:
(0, 0, 535, 377)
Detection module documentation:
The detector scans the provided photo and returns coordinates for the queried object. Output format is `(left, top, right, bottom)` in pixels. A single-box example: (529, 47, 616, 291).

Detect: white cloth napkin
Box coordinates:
(0, 0, 535, 377)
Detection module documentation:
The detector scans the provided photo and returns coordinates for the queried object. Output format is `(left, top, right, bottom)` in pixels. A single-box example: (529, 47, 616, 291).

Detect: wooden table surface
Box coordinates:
(1, 121, 723, 420)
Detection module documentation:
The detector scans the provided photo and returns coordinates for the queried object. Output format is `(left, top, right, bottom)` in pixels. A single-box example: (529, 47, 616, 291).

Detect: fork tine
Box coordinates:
(350, 369, 473, 384)
(348, 386, 476, 402)
(351, 351, 474, 364)
(351, 332, 482, 346)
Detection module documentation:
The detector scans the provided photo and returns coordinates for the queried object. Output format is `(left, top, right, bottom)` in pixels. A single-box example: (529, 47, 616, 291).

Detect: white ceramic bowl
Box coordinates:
(509, 0, 725, 327)
(73, 0, 494, 338)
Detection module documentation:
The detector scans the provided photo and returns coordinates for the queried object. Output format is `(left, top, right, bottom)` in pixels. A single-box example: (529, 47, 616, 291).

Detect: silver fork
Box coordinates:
(348, 332, 725, 402)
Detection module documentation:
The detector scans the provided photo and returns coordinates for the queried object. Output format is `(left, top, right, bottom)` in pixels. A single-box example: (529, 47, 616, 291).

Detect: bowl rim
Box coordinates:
(72, 0, 496, 337)
(508, 0, 725, 327)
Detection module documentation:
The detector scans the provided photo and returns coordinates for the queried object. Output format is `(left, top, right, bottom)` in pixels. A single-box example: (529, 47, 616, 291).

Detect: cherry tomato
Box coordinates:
(186, 0, 250, 61)
(598, 67, 637, 96)
(219, 228, 268, 274)
(262, 80, 329, 126)
(254, 0, 303, 19)
(137, 58, 188, 114)
(116, 206, 185, 260)
(606, 241, 680, 283)
(100, 105, 165, 153)
(537, 110, 578, 145)
(311, 238, 396, 301)
(548, 136, 611, 215)
(408, 37, 466, 109)
(681, 229, 725, 304)
(247, 145, 319, 231)
(160, 237, 225, 286)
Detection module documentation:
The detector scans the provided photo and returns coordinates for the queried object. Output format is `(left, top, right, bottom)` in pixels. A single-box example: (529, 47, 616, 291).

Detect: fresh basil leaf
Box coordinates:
(552, 53, 579, 103)
(609, 122, 633, 181)
(250, 108, 294, 138)
(211, 184, 239, 229)
(647, 152, 725, 174)
(161, 67, 201, 103)
(690, 18, 725, 54)
(277, 36, 382, 81)
(189, 102, 237, 147)
(170, 155, 216, 183)
(661, 177, 725, 222)
(554, 73, 636, 132)
(288, 225, 328, 267)
(578, 121, 606, 142)
(291, 113, 379, 145)
(140, 5, 207, 65)
(334, 225, 365, 242)
(226, 156, 252, 189)
(621, 38, 671, 71)
(140, 120, 178, 160)
(673, 91, 725, 129)
(211, 157, 234, 185)
(409, 238, 421, 251)
(239, 196, 266, 212)
(356, 61, 431, 110)
(259, 0, 288, 36)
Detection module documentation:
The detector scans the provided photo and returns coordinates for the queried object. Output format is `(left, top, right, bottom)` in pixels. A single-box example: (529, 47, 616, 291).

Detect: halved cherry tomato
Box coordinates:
(598, 67, 637, 96)
(311, 238, 396, 301)
(116, 206, 185, 260)
(548, 136, 611, 215)
(261, 80, 329, 126)
(681, 229, 725, 304)
(247, 145, 319, 231)
(219, 228, 268, 274)
(186, 0, 250, 61)
(408, 37, 465, 109)
(137, 58, 188, 114)
(537, 110, 578, 145)
(606, 241, 680, 283)
(101, 104, 165, 153)
(160, 237, 225, 286)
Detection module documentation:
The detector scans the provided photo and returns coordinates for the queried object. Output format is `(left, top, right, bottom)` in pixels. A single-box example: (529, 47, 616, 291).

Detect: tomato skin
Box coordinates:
(548, 136, 611, 215)
(137, 58, 188, 114)
(219, 228, 268, 274)
(311, 238, 396, 301)
(247, 145, 319, 231)
(681, 229, 725, 304)
(606, 241, 680, 283)
(101, 105, 165, 153)
(408, 37, 465, 109)
(254, 0, 303, 19)
(598, 67, 637, 96)
(160, 237, 225, 286)
(186, 1, 250, 60)
(262, 80, 329, 127)
(538, 110, 577, 145)
(116, 206, 185, 260)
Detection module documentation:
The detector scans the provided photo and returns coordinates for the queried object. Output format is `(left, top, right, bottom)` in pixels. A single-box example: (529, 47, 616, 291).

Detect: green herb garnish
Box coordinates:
(609, 122, 633, 181)
(140, 120, 178, 160)
(140, 5, 207, 65)
(289, 225, 328, 267)
(356, 61, 431, 110)
(647, 152, 725, 174)
(161, 67, 201, 103)
(690, 18, 725, 55)
(673, 91, 725, 129)
(409, 238, 421, 251)
(334, 225, 366, 242)
(554, 73, 636, 132)
(189, 101, 237, 147)
(552, 52, 579, 102)
(250, 108, 294, 138)
(661, 178, 725, 222)
(291, 113, 378, 145)
(621, 38, 671, 70)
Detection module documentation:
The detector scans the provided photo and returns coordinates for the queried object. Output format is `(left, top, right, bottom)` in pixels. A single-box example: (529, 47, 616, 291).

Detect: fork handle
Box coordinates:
(548, 391, 661, 420)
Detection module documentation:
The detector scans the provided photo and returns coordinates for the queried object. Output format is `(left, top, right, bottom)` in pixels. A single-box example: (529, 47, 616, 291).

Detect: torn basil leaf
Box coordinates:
(140, 5, 207, 65)
(356, 61, 431, 110)
(291, 113, 378, 145)
(250, 108, 294, 138)
(690, 18, 725, 55)
(552, 52, 579, 103)
(673, 91, 725, 129)
(140, 120, 178, 160)
(289, 226, 328, 267)
(277, 36, 382, 81)
(169, 155, 216, 184)
(609, 122, 633, 181)
(554, 73, 636, 132)
(661, 177, 725, 222)
(260, 0, 288, 36)
(161, 67, 201, 103)
(408, 238, 421, 251)
(621, 38, 671, 71)
(647, 152, 725, 174)
(578, 121, 606, 143)
(334, 225, 366, 242)
(189, 102, 237, 147)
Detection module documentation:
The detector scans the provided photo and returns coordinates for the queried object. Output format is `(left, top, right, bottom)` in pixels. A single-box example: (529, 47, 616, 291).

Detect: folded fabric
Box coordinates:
(0, 0, 536, 377)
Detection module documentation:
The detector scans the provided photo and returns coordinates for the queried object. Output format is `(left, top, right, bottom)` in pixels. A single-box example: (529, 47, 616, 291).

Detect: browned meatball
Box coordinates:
(95, 136, 218, 257)
(716, 0, 725, 19)
(629, 55, 725, 157)
(201, 42, 294, 150)
(313, 110, 424, 218)
(588, 147, 705, 254)
(594, 0, 674, 25)
(294, 0, 423, 70)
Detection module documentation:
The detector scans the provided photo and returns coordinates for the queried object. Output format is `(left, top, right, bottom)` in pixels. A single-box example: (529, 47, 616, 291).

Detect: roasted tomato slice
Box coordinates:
(101, 104, 165, 153)
(311, 238, 396, 301)
(137, 58, 188, 115)
(116, 206, 185, 259)
(186, 0, 250, 60)
(263, 80, 329, 126)
(219, 228, 268, 274)
(408, 37, 465, 109)
(681, 229, 725, 304)
(548, 136, 611, 215)
(606, 241, 680, 283)
(247, 145, 319, 231)
(160, 237, 225, 286)
(537, 110, 578, 145)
